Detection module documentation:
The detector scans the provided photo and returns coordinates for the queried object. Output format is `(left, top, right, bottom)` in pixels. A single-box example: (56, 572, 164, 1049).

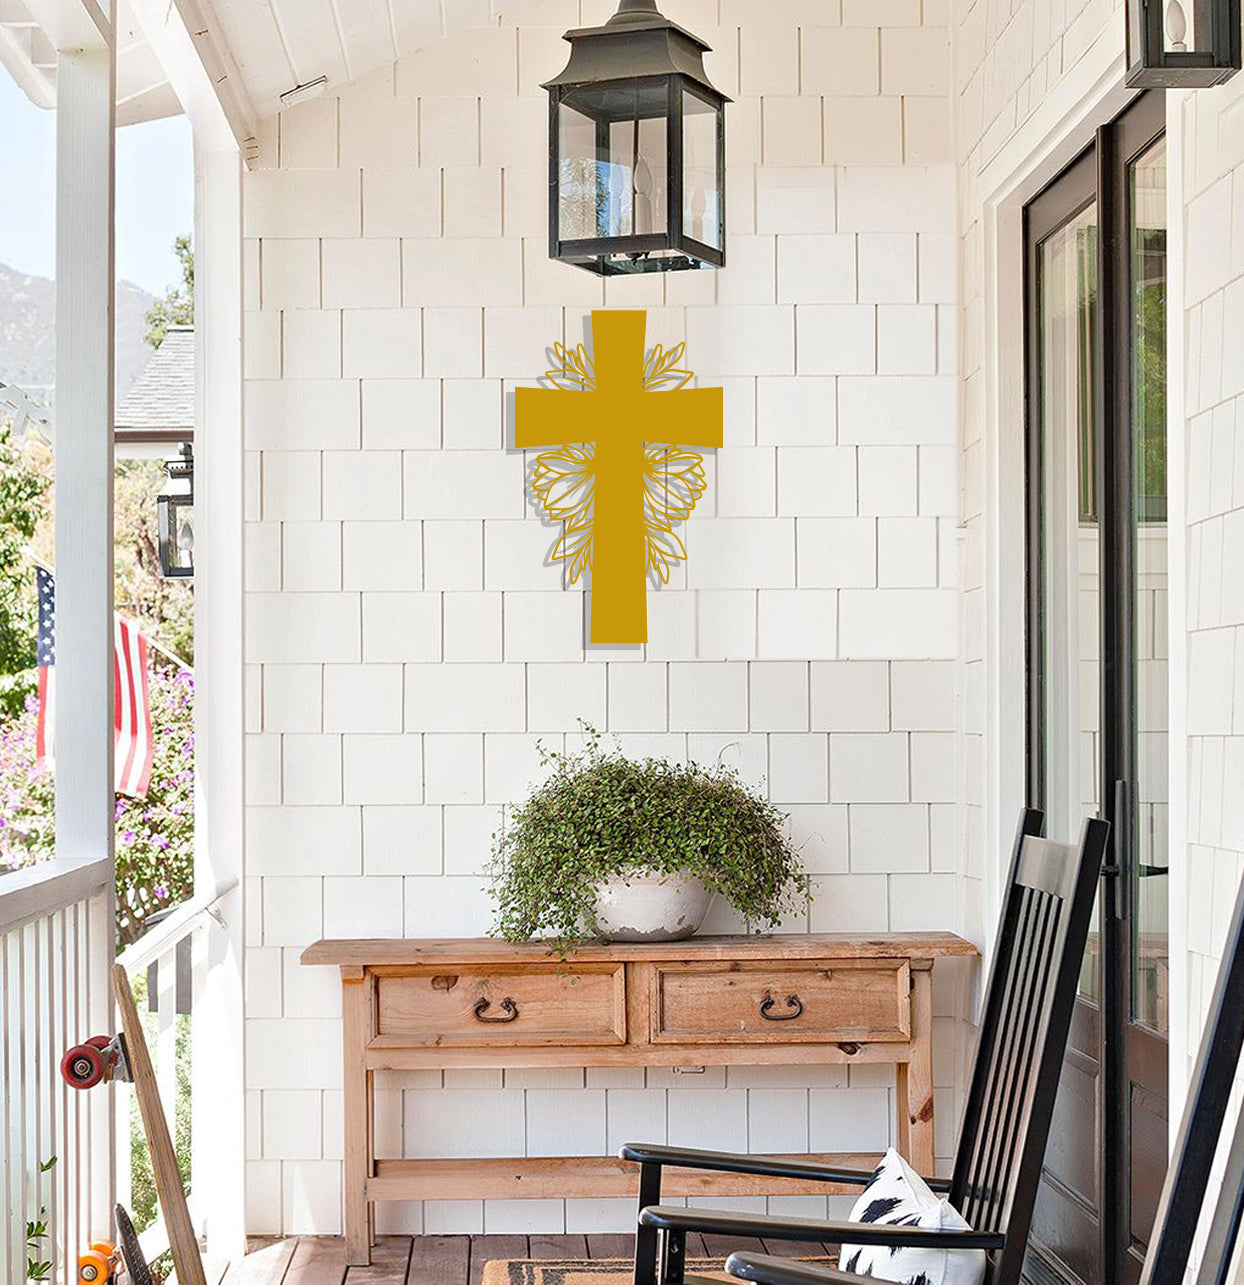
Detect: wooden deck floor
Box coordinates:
(220, 1232, 838, 1283)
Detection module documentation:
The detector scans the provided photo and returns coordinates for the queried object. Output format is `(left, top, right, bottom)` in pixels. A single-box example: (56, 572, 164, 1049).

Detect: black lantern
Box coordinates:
(544, 0, 728, 275)
(157, 443, 194, 579)
(1126, 0, 1240, 86)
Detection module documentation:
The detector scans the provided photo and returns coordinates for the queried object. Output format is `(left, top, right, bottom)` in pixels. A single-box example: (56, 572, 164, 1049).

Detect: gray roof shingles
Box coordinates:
(114, 324, 194, 435)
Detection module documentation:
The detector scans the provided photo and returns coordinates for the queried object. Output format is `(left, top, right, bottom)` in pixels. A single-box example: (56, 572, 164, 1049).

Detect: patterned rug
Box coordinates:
(482, 1254, 838, 1284)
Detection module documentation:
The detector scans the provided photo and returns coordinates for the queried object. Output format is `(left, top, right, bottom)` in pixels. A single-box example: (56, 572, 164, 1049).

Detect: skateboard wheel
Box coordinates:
(86, 1035, 111, 1050)
(61, 1043, 104, 1089)
(77, 1250, 111, 1283)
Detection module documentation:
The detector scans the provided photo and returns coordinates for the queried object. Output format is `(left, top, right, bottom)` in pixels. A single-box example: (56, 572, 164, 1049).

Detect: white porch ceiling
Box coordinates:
(204, 0, 524, 119)
(0, 0, 184, 123)
(2, 0, 544, 132)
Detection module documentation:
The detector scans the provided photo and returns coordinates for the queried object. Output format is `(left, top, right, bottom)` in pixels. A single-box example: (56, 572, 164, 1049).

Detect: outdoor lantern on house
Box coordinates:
(1126, 0, 1240, 86)
(544, 0, 728, 275)
(157, 443, 194, 579)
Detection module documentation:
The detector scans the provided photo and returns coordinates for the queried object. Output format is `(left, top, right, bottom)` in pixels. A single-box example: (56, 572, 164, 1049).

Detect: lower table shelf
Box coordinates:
(368, 1153, 884, 1202)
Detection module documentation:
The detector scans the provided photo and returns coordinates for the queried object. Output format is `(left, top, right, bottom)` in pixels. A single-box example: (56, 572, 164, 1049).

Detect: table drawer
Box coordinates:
(651, 960, 910, 1044)
(373, 963, 626, 1047)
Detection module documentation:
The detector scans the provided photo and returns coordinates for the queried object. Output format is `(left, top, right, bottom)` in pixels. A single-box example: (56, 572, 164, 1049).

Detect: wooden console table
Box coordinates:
(301, 933, 976, 1266)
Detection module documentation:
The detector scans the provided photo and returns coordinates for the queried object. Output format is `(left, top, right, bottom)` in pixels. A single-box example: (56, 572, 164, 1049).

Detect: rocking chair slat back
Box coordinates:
(950, 811, 1109, 1283)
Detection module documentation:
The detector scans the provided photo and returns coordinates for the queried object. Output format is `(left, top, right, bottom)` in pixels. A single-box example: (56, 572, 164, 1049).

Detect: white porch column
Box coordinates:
(191, 143, 247, 1258)
(52, 16, 117, 1236)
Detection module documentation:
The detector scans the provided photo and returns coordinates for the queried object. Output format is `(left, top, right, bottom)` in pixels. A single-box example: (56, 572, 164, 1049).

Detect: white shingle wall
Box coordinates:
(243, 0, 958, 1236)
(1180, 73, 1244, 1213)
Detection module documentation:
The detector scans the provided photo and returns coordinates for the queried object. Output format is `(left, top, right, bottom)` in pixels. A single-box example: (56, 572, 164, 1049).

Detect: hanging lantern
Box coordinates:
(157, 443, 194, 579)
(544, 0, 728, 276)
(1126, 0, 1240, 86)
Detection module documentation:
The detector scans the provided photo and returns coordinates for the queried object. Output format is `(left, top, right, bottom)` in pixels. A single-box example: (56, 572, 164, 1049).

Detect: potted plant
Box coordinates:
(488, 730, 811, 950)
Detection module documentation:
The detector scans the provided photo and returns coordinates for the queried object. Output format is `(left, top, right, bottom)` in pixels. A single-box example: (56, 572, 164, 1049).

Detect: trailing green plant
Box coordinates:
(488, 728, 810, 951)
(25, 1155, 57, 1284)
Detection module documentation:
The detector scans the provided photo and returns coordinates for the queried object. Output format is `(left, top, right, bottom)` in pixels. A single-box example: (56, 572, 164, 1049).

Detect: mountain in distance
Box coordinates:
(0, 261, 158, 410)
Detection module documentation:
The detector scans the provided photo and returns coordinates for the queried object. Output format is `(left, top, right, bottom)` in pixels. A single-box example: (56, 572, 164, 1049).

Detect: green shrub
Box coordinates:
(488, 728, 810, 952)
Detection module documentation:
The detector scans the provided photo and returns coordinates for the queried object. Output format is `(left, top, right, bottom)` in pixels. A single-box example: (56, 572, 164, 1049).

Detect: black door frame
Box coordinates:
(1023, 88, 1167, 1284)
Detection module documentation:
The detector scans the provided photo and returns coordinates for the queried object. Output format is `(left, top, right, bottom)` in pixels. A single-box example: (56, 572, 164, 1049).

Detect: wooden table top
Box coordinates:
(300, 931, 978, 968)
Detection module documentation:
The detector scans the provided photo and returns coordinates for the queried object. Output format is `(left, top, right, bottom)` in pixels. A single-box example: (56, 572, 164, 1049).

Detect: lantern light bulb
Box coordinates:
(634, 152, 653, 236)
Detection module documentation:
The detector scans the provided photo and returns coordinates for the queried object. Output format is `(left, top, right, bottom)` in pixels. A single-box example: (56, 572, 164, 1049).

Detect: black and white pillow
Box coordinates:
(838, 1148, 986, 1286)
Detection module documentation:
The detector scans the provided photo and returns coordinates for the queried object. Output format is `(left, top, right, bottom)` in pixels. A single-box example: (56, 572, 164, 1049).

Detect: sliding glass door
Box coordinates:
(1024, 91, 1167, 1285)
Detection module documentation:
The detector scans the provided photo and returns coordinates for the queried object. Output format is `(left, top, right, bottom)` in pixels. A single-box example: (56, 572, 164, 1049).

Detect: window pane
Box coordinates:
(1039, 202, 1101, 1001)
(1130, 137, 1168, 1036)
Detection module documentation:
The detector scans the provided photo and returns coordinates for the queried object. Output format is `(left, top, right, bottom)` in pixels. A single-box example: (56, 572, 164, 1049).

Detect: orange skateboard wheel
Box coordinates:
(77, 1243, 116, 1283)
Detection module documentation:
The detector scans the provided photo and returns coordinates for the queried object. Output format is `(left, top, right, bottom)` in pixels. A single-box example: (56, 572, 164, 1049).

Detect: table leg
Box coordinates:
(897, 966, 935, 1175)
(343, 973, 371, 1265)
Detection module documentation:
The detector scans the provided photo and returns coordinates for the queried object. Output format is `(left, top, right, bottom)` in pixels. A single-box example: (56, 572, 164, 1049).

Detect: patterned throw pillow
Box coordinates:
(837, 1148, 987, 1286)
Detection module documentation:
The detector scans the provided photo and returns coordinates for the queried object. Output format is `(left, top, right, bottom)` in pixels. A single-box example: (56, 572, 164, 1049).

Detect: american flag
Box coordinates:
(35, 567, 154, 799)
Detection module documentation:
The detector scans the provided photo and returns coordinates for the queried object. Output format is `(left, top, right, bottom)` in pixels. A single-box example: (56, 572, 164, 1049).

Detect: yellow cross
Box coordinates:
(515, 310, 723, 644)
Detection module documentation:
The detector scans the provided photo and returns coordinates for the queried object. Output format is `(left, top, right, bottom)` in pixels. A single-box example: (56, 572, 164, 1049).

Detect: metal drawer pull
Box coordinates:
(473, 996, 519, 1023)
(759, 991, 803, 1021)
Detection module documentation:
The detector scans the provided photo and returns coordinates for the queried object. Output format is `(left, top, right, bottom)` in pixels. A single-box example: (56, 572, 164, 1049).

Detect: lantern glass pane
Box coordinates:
(607, 114, 667, 237)
(558, 100, 604, 241)
(175, 500, 195, 570)
(682, 90, 721, 249)
(558, 82, 670, 242)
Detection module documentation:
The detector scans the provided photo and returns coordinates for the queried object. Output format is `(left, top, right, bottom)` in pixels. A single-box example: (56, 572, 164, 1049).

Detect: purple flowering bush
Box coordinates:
(0, 664, 195, 947)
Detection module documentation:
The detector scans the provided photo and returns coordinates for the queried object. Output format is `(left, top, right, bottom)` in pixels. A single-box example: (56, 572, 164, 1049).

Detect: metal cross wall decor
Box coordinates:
(515, 310, 723, 644)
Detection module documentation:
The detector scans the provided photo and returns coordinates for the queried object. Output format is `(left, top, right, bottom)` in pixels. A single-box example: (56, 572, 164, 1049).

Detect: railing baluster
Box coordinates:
(20, 924, 31, 1287)
(51, 907, 66, 1284)
(3, 931, 13, 1285)
(155, 944, 179, 1240)
(71, 900, 83, 1287)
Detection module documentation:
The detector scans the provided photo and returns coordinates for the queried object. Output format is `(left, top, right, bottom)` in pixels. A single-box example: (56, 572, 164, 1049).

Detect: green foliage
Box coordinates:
(128, 973, 191, 1250)
(488, 728, 810, 952)
(144, 236, 194, 350)
(24, 1156, 57, 1283)
(0, 665, 195, 947)
(0, 428, 50, 718)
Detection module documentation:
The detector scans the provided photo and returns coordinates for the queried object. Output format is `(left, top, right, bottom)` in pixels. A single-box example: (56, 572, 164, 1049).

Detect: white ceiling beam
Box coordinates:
(126, 0, 256, 156)
(22, 0, 110, 49)
(0, 21, 55, 103)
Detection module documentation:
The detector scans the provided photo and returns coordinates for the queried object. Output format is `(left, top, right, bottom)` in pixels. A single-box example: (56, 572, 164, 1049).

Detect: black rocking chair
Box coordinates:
(622, 809, 1110, 1285)
(730, 852, 1244, 1287)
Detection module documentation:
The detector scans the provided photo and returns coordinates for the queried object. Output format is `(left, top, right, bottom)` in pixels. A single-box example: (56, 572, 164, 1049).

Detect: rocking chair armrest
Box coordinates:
(638, 1205, 1006, 1252)
(619, 1142, 951, 1193)
(725, 1251, 880, 1285)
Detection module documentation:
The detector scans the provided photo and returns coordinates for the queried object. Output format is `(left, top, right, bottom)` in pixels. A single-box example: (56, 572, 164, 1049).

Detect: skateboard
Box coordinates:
(62, 964, 206, 1285)
(115, 1203, 153, 1284)
(76, 1204, 153, 1285)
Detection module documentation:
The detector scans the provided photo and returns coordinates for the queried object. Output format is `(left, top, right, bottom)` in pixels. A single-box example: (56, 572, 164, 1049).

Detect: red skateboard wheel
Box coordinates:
(61, 1043, 104, 1089)
(86, 1035, 111, 1050)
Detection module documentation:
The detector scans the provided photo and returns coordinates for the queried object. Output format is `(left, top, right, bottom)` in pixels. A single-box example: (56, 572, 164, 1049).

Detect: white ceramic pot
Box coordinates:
(592, 873, 715, 942)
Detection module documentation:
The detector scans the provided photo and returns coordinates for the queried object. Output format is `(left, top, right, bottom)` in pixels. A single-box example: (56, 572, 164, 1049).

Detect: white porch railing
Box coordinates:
(114, 880, 237, 1274)
(0, 856, 113, 1286)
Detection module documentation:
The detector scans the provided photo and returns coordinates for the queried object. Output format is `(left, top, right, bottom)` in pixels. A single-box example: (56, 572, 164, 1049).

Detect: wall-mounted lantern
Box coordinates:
(544, 0, 728, 276)
(157, 443, 194, 579)
(1126, 0, 1240, 86)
